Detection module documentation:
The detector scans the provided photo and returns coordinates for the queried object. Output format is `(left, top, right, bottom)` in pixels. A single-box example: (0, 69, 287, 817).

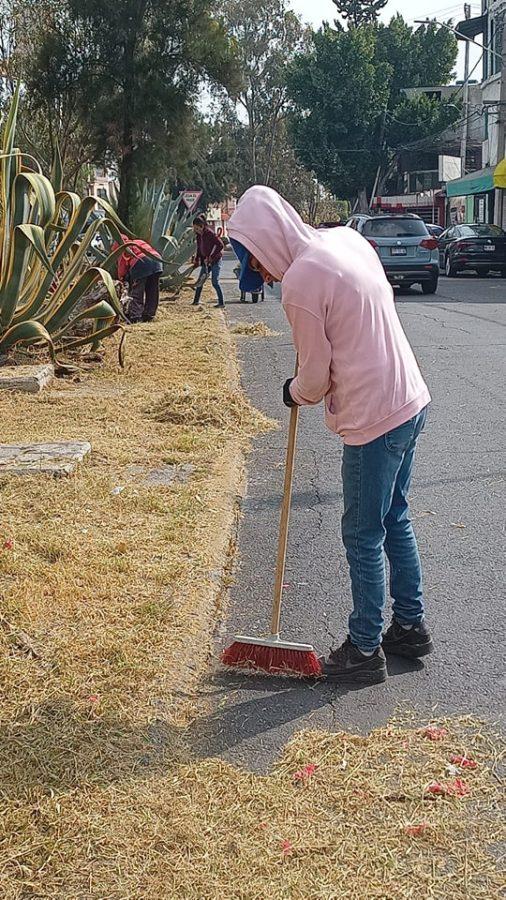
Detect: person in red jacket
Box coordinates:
(192, 215, 225, 308)
(113, 235, 163, 323)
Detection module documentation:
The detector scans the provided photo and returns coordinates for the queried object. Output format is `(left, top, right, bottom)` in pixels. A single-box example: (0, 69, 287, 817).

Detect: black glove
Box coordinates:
(283, 378, 298, 408)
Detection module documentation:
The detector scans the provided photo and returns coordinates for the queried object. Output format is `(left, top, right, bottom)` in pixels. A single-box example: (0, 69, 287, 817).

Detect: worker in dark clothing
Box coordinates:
(192, 214, 225, 308)
(113, 235, 163, 323)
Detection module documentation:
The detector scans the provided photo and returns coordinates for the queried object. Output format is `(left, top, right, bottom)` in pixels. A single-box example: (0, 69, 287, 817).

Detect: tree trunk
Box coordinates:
(118, 137, 135, 226)
(357, 187, 369, 213)
(117, 4, 146, 227)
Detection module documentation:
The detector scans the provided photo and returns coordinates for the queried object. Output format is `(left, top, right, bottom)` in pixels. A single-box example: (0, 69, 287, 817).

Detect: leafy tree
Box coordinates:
(376, 15, 459, 98)
(332, 0, 387, 28)
(218, 0, 310, 186)
(288, 25, 390, 205)
(4, 0, 98, 189)
(288, 17, 459, 206)
(176, 115, 242, 210)
(18, 0, 240, 223)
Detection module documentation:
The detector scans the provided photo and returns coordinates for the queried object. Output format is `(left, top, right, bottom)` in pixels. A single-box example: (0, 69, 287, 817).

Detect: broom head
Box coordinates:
(221, 635, 322, 678)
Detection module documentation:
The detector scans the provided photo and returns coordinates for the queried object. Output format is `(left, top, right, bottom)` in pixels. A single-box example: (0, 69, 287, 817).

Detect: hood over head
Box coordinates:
(228, 186, 315, 281)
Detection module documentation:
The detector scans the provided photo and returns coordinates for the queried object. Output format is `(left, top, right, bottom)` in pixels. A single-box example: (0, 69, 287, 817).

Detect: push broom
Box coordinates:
(221, 359, 322, 677)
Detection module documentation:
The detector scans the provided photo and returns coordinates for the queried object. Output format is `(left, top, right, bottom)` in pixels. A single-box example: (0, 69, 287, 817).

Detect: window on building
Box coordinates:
(489, 17, 501, 77)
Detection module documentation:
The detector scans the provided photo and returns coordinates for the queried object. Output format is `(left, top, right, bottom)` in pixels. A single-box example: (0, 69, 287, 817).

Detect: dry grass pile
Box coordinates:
(151, 385, 273, 433)
(0, 717, 503, 898)
(231, 321, 277, 337)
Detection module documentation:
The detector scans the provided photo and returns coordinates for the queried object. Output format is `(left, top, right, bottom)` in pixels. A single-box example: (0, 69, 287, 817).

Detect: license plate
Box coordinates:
(484, 245, 495, 251)
(391, 247, 407, 256)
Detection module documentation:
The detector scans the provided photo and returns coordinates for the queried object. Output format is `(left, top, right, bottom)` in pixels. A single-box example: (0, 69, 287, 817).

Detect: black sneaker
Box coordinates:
(382, 619, 433, 659)
(319, 638, 387, 684)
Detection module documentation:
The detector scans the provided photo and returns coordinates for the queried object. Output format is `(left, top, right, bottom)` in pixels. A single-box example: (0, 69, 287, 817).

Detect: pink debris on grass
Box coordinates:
(293, 763, 318, 783)
(421, 726, 448, 742)
(450, 754, 477, 770)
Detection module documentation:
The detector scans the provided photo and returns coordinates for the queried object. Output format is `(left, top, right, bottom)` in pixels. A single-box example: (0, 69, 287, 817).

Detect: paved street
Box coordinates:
(198, 256, 506, 772)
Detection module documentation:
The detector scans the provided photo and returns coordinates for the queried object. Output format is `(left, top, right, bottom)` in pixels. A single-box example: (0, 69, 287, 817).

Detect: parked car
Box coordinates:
(346, 214, 371, 233)
(437, 223, 506, 277)
(426, 223, 444, 239)
(361, 214, 439, 294)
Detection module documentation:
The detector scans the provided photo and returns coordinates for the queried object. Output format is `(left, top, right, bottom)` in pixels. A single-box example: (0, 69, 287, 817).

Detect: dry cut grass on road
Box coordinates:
(0, 714, 503, 898)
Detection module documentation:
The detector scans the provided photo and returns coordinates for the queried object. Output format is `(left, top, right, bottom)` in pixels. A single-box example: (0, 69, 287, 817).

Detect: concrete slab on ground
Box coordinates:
(0, 364, 54, 393)
(0, 441, 92, 476)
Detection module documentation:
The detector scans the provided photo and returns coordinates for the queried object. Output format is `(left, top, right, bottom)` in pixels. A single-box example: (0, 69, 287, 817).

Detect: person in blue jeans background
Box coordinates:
(192, 214, 225, 308)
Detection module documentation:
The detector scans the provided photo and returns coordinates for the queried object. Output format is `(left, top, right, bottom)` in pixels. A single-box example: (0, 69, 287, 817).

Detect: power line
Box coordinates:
(393, 111, 482, 152)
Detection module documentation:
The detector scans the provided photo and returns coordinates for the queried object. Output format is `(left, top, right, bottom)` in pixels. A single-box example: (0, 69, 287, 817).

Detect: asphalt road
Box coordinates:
(197, 257, 506, 772)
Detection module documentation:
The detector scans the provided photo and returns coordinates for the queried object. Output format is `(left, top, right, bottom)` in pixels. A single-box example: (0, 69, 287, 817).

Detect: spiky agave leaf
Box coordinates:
(50, 141, 64, 194)
(0, 318, 57, 361)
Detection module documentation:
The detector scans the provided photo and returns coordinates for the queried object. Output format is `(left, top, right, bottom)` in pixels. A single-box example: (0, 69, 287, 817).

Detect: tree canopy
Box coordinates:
(11, 0, 240, 222)
(288, 16, 460, 206)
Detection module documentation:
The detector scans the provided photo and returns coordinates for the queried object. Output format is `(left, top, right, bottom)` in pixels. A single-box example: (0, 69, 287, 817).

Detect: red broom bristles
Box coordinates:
(221, 641, 322, 678)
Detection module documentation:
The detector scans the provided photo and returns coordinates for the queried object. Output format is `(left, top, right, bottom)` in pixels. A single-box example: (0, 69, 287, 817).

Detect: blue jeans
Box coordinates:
(194, 261, 224, 305)
(341, 407, 428, 652)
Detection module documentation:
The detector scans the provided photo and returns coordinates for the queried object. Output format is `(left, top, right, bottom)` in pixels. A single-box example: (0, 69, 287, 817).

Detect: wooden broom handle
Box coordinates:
(270, 357, 299, 637)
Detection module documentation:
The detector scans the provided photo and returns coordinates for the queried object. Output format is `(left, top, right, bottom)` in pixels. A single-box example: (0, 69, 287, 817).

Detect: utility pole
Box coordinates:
(459, 3, 472, 177)
(494, 10, 506, 227)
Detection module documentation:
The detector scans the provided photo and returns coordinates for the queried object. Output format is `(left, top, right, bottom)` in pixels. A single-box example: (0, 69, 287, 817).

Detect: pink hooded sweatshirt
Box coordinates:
(228, 186, 430, 446)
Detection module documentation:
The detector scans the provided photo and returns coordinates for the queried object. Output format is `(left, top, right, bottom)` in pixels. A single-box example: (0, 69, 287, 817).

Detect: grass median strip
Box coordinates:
(0, 289, 275, 729)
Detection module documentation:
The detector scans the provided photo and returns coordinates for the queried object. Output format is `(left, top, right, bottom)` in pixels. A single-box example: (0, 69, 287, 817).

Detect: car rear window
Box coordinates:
(363, 218, 428, 237)
(458, 225, 505, 238)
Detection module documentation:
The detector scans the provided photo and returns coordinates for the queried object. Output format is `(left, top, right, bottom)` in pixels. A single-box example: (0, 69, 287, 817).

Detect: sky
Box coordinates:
(289, 0, 483, 81)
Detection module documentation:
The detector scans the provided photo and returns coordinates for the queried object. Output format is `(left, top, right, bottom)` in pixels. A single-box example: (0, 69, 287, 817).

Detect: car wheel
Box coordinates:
(445, 254, 457, 277)
(477, 268, 490, 276)
(421, 276, 438, 295)
(502, 269, 506, 278)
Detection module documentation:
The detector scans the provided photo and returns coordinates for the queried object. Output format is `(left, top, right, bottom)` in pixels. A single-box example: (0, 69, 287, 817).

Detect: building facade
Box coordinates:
(446, 0, 506, 225)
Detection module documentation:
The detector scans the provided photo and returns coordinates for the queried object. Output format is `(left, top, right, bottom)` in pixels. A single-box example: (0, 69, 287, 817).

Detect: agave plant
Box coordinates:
(130, 180, 196, 294)
(0, 88, 132, 368)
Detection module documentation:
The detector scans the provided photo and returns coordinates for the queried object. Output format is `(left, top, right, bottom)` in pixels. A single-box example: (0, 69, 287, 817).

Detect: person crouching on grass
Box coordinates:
(113, 235, 163, 324)
(192, 214, 225, 308)
(228, 186, 433, 686)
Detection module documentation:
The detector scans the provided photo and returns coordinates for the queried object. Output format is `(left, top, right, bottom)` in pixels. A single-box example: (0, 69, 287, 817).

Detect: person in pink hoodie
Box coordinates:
(228, 186, 433, 686)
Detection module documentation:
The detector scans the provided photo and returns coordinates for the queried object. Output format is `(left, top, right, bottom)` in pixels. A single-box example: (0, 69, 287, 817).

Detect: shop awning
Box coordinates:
(494, 158, 506, 189)
(447, 167, 495, 197)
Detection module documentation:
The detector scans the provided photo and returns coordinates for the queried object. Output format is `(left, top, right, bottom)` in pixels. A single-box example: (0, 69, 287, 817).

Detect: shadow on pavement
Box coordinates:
(386, 656, 425, 676)
(193, 658, 425, 759)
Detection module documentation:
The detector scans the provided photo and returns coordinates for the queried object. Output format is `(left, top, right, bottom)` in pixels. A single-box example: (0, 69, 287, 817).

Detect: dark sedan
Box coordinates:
(438, 224, 506, 277)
